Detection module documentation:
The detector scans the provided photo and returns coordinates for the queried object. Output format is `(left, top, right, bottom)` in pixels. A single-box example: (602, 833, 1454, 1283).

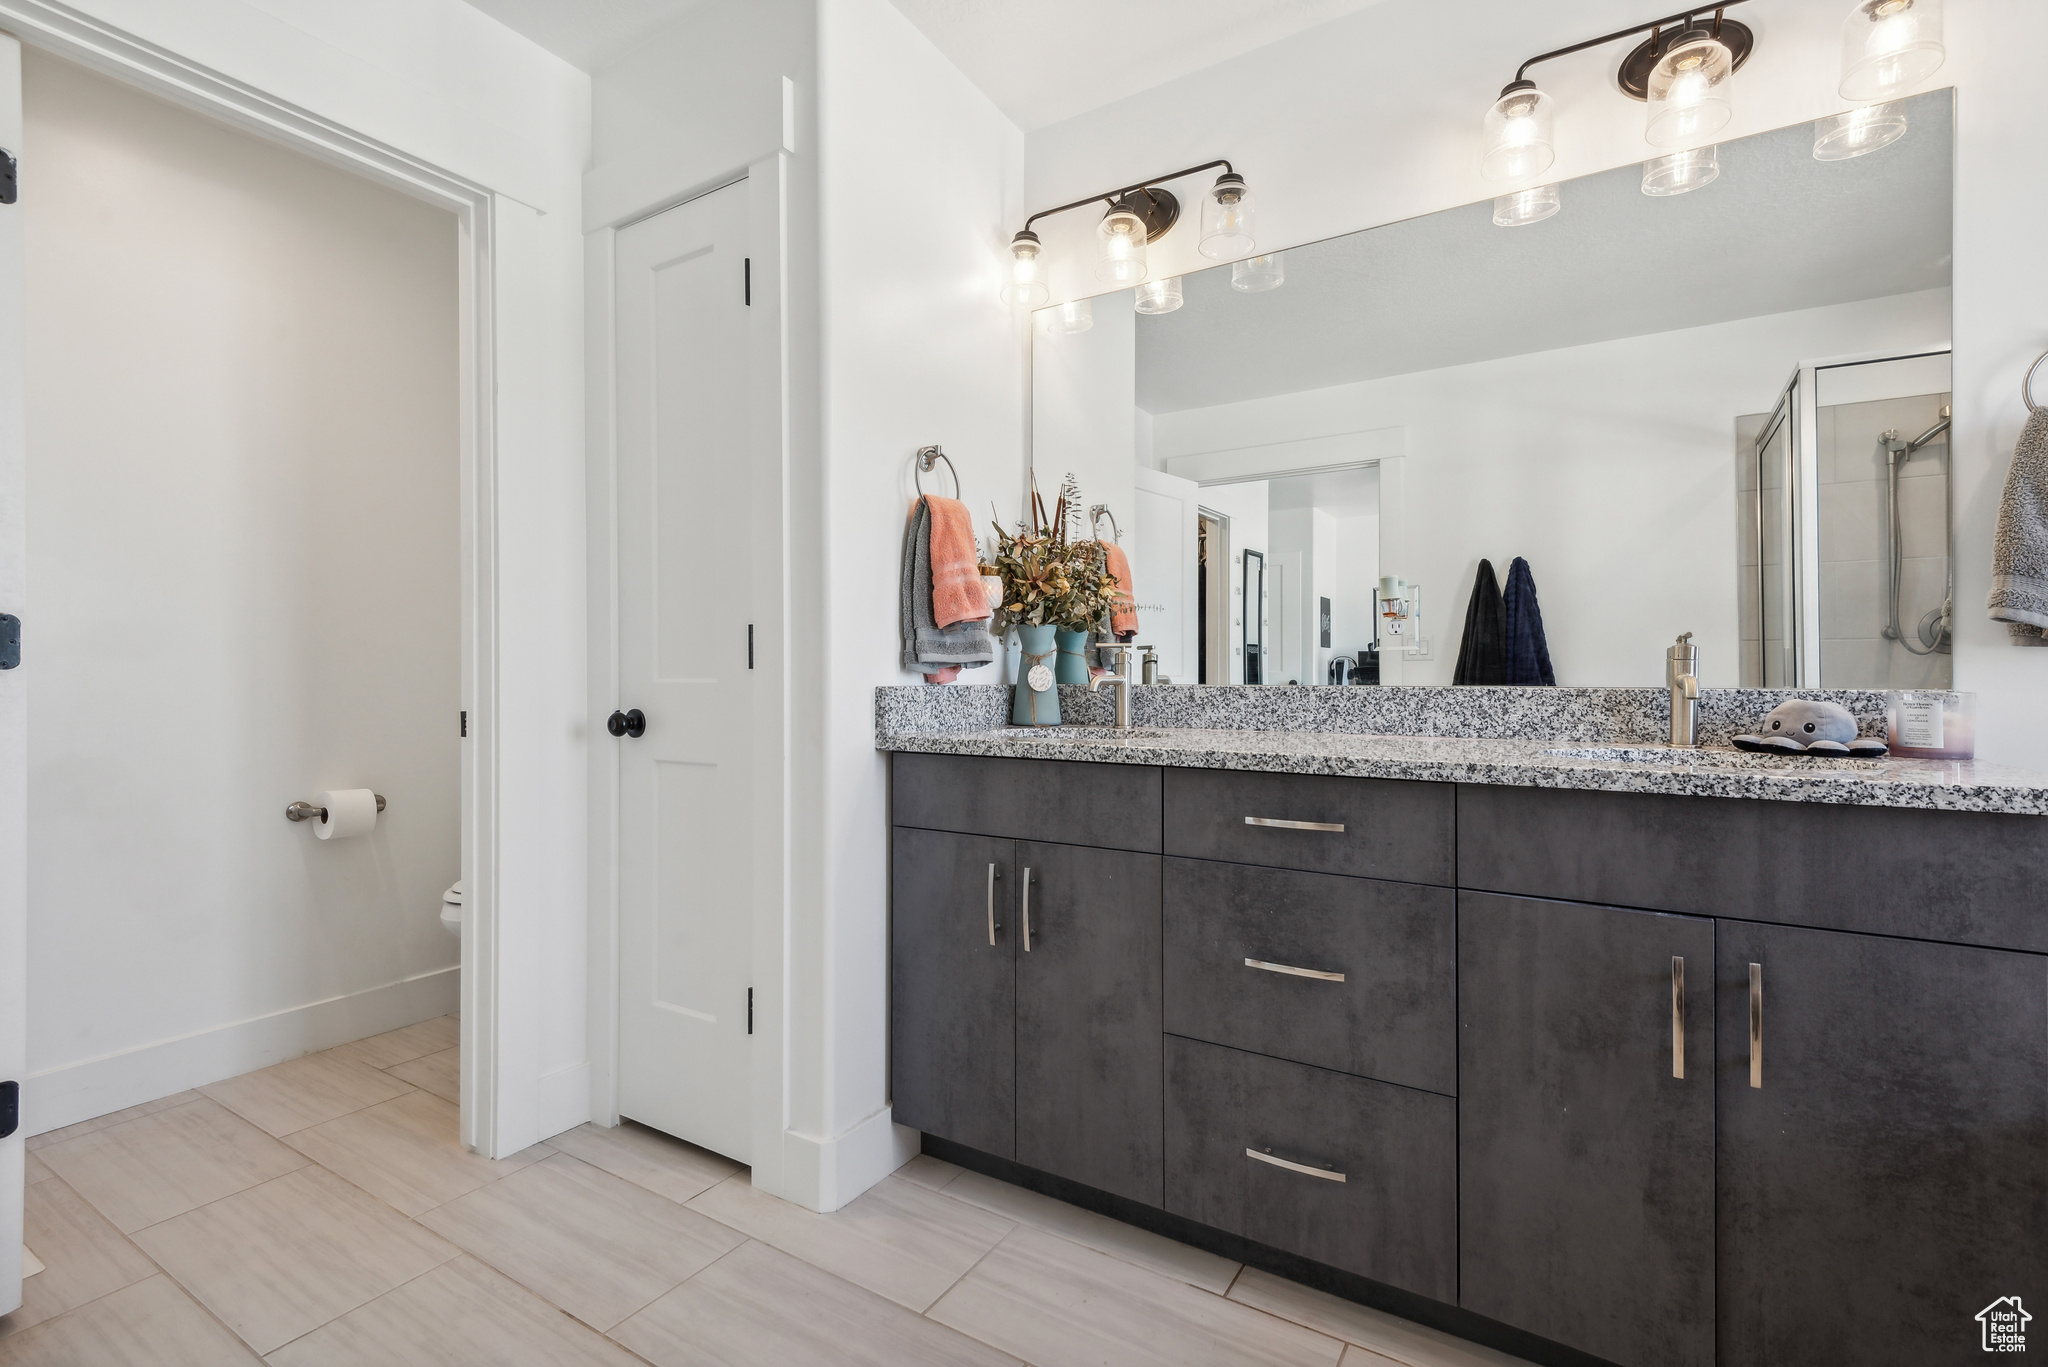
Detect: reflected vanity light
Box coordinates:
(1134, 277, 1184, 314)
(1003, 159, 1252, 305)
(1097, 201, 1149, 285)
(1813, 101, 1909, 160)
(1493, 185, 1561, 227)
(1641, 144, 1720, 195)
(1231, 253, 1286, 293)
(1002, 229, 1049, 306)
(1044, 297, 1093, 335)
(1839, 0, 1944, 103)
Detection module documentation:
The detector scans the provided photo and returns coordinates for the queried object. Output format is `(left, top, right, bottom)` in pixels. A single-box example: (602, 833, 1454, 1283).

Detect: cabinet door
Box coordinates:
(1459, 893, 1715, 1367)
(891, 828, 1014, 1157)
(1718, 922, 2048, 1366)
(1015, 841, 1163, 1205)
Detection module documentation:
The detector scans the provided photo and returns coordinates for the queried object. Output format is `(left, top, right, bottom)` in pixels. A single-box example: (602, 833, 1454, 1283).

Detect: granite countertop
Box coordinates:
(875, 685, 2048, 815)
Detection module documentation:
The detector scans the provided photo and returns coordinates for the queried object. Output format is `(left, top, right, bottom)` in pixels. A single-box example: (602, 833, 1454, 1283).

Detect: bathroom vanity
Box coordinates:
(879, 685, 2048, 1367)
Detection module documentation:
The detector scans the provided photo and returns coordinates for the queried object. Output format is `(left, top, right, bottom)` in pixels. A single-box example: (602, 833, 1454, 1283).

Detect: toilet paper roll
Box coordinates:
(315, 789, 379, 840)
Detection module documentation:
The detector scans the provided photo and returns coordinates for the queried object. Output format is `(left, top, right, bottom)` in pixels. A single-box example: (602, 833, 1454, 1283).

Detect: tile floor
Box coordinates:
(1, 1017, 1534, 1366)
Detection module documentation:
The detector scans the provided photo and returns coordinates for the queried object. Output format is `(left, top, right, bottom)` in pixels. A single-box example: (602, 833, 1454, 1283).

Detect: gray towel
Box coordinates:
(901, 499, 995, 672)
(1988, 409, 2048, 644)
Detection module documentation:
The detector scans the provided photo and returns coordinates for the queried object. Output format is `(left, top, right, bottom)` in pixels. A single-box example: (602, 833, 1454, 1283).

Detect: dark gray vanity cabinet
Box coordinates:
(1715, 920, 2048, 1367)
(890, 827, 1016, 1158)
(1458, 893, 1716, 1367)
(1015, 841, 1163, 1205)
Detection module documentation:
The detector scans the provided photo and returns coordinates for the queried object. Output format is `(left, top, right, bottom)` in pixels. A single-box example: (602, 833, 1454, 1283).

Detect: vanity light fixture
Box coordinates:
(1480, 82, 1557, 184)
(1134, 277, 1184, 315)
(1231, 253, 1285, 293)
(1643, 24, 1736, 148)
(1002, 159, 1251, 306)
(1838, 0, 1944, 103)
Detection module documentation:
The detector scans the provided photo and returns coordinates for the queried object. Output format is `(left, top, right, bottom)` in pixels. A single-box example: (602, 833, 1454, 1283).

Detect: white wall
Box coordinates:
(1152, 292, 1951, 687)
(23, 53, 460, 1124)
(13, 0, 590, 1153)
(1023, 0, 2048, 763)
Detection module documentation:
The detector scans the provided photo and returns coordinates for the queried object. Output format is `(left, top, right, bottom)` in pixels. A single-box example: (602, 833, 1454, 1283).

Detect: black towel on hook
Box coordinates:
(1453, 559, 1508, 685)
(1502, 556, 1556, 686)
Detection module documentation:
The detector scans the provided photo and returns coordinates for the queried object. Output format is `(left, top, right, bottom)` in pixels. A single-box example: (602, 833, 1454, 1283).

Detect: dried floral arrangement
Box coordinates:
(981, 474, 1120, 632)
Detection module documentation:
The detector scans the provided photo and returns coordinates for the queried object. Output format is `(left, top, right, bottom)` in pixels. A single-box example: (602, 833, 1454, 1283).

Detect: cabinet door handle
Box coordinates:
(1748, 962, 1763, 1089)
(1244, 957, 1345, 983)
(1021, 868, 1032, 953)
(1245, 1147, 1347, 1183)
(1244, 816, 1345, 833)
(1671, 956, 1685, 1079)
(986, 864, 1000, 946)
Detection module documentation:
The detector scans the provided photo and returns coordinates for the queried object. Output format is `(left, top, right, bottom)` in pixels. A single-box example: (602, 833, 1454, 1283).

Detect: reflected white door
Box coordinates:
(1132, 467, 1199, 682)
(0, 34, 23, 1317)
(615, 181, 752, 1161)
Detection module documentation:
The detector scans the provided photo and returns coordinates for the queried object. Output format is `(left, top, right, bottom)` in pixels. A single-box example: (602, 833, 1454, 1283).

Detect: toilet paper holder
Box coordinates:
(285, 795, 387, 823)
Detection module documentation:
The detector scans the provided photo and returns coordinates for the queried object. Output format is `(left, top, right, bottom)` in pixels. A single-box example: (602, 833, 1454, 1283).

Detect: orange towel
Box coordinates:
(1102, 540, 1139, 637)
(925, 496, 988, 628)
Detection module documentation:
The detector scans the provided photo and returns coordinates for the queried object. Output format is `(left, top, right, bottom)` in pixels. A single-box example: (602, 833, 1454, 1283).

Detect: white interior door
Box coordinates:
(0, 31, 24, 1318)
(614, 180, 752, 1162)
(1132, 467, 1199, 683)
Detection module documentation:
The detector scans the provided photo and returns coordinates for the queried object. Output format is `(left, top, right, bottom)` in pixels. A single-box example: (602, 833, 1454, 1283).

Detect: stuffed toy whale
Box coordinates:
(1732, 700, 1887, 756)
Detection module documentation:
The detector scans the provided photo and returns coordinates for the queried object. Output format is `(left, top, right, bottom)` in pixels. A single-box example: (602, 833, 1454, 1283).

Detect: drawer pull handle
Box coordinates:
(986, 863, 1001, 946)
(1022, 868, 1033, 953)
(1671, 955, 1685, 1080)
(1749, 962, 1763, 1089)
(1244, 957, 1345, 983)
(1244, 816, 1346, 833)
(1245, 1147, 1346, 1183)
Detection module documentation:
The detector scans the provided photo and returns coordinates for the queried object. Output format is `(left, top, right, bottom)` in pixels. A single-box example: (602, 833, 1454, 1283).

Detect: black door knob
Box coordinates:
(607, 709, 646, 739)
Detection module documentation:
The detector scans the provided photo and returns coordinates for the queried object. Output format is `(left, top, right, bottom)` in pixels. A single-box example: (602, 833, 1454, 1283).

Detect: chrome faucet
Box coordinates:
(1666, 632, 1701, 749)
(1090, 642, 1136, 729)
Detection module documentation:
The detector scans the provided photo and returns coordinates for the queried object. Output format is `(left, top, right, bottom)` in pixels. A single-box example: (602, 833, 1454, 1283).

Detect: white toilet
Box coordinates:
(440, 881, 463, 937)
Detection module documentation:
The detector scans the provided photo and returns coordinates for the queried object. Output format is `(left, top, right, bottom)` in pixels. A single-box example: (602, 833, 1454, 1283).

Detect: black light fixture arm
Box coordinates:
(1508, 1, 1749, 88)
(1021, 159, 1235, 233)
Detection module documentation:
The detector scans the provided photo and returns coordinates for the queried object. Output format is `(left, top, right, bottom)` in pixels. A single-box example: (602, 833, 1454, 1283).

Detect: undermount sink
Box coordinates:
(1543, 745, 1878, 772)
(1009, 726, 1170, 740)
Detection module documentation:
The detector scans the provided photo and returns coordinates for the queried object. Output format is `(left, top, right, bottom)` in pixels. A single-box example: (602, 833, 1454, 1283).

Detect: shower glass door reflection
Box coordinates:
(1754, 381, 1800, 688)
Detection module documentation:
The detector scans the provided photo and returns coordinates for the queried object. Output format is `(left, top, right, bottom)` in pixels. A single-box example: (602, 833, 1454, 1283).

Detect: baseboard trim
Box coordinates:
(779, 1106, 919, 1212)
(536, 1060, 592, 1141)
(24, 966, 460, 1137)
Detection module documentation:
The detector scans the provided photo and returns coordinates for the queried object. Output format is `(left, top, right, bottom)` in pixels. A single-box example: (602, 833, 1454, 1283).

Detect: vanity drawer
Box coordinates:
(1164, 1035, 1456, 1301)
(1163, 859, 1454, 1094)
(892, 752, 1162, 852)
(1164, 768, 1452, 884)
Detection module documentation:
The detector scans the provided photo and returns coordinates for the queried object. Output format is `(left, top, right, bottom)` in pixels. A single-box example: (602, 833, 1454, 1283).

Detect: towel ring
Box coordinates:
(1090, 503, 1122, 542)
(2027, 350, 2048, 415)
(914, 445, 959, 498)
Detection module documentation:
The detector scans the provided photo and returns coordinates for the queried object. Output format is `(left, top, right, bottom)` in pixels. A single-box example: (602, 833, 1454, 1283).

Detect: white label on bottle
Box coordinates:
(1899, 697, 1944, 749)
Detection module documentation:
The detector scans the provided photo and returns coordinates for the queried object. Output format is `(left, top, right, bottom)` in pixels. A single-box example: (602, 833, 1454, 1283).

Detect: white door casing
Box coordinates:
(1132, 466, 1199, 684)
(0, 30, 25, 1320)
(614, 181, 753, 1162)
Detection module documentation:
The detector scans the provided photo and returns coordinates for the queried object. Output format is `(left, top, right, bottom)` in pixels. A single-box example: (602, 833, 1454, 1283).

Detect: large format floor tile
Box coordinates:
(25, 1091, 200, 1153)
(133, 1165, 456, 1355)
(22, 1151, 52, 1186)
(268, 1255, 642, 1367)
(0, 1275, 261, 1366)
(688, 1172, 1013, 1313)
(942, 1167, 1242, 1294)
(333, 1015, 459, 1071)
(35, 1096, 309, 1233)
(929, 1224, 1346, 1367)
(614, 1238, 1024, 1367)
(284, 1090, 543, 1216)
(387, 1046, 459, 1102)
(0, 1178, 158, 1339)
(544, 1120, 739, 1205)
(200, 1049, 411, 1137)
(418, 1152, 743, 1331)
(1229, 1269, 1537, 1367)
(892, 1154, 963, 1191)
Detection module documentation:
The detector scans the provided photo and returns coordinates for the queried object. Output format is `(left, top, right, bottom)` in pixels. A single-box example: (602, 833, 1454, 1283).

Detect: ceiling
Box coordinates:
(1133, 93, 1954, 414)
(461, 0, 706, 72)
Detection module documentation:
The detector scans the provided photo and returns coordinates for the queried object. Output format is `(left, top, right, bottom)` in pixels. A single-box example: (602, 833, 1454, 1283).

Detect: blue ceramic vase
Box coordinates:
(1012, 623, 1061, 726)
(1054, 628, 1092, 685)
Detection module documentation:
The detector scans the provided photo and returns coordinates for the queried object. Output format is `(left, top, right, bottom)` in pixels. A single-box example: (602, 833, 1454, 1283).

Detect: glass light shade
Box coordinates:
(1199, 174, 1256, 260)
(1134, 277, 1183, 314)
(1492, 184, 1560, 227)
(1645, 30, 1735, 149)
(1230, 253, 1285, 293)
(1096, 203, 1149, 285)
(1044, 297, 1093, 335)
(1480, 84, 1557, 183)
(1813, 101, 1910, 160)
(1840, 0, 1945, 103)
(1000, 232, 1049, 306)
(1641, 145, 1720, 196)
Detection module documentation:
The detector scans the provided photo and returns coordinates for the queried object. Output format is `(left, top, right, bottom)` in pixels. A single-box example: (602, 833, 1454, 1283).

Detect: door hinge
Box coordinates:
(747, 987, 754, 1035)
(747, 623, 754, 669)
(744, 257, 751, 306)
(0, 1080, 17, 1139)
(0, 150, 16, 206)
(0, 612, 18, 670)
(460, 709, 467, 737)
